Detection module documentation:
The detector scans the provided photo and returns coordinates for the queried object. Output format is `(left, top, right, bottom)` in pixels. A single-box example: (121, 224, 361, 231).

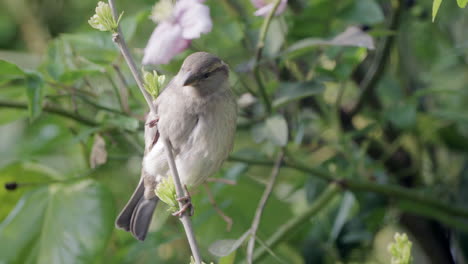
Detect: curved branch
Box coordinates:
(0, 100, 98, 126)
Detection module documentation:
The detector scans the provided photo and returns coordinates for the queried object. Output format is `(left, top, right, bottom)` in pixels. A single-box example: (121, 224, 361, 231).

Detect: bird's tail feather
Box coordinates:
(115, 180, 159, 241)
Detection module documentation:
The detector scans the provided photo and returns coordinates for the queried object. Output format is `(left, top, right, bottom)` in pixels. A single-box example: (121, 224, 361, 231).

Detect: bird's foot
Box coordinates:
(172, 185, 194, 217)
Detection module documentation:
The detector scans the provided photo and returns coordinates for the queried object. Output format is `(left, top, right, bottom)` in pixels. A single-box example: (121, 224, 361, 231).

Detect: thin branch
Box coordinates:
(111, 64, 132, 112)
(228, 154, 468, 220)
(205, 177, 237, 185)
(112, 64, 133, 96)
(203, 183, 233, 231)
(107, 0, 155, 114)
(247, 151, 284, 264)
(104, 70, 128, 113)
(163, 138, 202, 264)
(0, 99, 98, 126)
(252, 183, 340, 262)
(106, 1, 201, 262)
(252, 0, 282, 114)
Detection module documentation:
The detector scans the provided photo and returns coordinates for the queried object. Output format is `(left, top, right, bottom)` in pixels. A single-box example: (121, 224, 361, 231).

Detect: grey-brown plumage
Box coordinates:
(115, 52, 237, 241)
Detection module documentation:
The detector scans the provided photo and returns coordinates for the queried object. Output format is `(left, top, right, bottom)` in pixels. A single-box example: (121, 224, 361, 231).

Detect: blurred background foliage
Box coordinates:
(0, 0, 467, 263)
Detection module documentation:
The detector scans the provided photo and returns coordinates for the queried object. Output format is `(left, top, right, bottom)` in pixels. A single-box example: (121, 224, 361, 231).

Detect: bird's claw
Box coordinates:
(172, 185, 194, 217)
(172, 200, 194, 217)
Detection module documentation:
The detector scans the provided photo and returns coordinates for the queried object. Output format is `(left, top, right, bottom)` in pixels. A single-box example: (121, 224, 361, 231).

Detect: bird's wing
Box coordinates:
(144, 110, 160, 155)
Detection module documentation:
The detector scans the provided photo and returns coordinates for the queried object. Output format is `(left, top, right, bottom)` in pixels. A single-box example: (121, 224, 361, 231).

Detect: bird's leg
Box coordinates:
(147, 117, 159, 128)
(203, 183, 233, 231)
(172, 185, 194, 217)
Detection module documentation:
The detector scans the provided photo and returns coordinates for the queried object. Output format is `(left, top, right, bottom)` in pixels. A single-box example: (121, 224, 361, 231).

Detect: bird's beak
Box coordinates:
(182, 71, 197, 86)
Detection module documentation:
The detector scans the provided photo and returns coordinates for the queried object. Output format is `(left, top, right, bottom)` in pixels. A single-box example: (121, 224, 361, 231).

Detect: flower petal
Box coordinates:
(250, 0, 267, 8)
(142, 22, 191, 65)
(253, 0, 288, 17)
(174, 0, 212, 39)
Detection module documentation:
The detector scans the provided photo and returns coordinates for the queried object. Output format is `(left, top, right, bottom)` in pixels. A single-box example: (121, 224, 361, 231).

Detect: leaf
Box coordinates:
(330, 192, 356, 241)
(0, 179, 115, 264)
(120, 10, 150, 41)
(265, 115, 289, 146)
(219, 251, 236, 264)
(25, 73, 44, 121)
(0, 162, 60, 220)
(209, 229, 251, 257)
(385, 103, 417, 130)
(264, 17, 287, 57)
(90, 134, 107, 169)
(273, 81, 325, 108)
(0, 60, 24, 85)
(285, 26, 375, 58)
(457, 0, 468, 8)
(329, 26, 375, 50)
(432, 0, 443, 22)
(340, 0, 384, 24)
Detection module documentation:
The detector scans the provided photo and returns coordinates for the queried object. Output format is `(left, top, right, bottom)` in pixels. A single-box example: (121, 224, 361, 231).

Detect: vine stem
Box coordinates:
(252, 0, 282, 114)
(106, 1, 201, 263)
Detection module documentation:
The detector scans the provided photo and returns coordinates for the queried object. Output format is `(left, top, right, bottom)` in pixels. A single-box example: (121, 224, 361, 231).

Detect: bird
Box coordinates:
(115, 52, 237, 241)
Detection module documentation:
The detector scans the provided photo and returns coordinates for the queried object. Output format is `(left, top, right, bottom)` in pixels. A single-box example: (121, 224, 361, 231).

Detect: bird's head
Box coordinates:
(177, 52, 229, 96)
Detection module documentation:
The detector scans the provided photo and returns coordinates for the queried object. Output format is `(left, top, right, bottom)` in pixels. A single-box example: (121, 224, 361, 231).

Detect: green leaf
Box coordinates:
(209, 229, 251, 257)
(0, 179, 115, 264)
(457, 0, 468, 8)
(219, 251, 236, 264)
(120, 10, 150, 41)
(285, 26, 375, 58)
(25, 73, 44, 121)
(385, 103, 417, 130)
(0, 60, 24, 85)
(341, 0, 384, 24)
(432, 0, 443, 22)
(265, 115, 289, 146)
(273, 81, 324, 108)
(0, 162, 60, 220)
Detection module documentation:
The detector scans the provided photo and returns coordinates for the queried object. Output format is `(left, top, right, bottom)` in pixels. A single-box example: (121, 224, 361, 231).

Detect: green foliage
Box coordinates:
(388, 233, 413, 264)
(0, 179, 114, 264)
(143, 70, 166, 99)
(433, 0, 467, 21)
(88, 1, 123, 33)
(1, 0, 468, 263)
(155, 176, 178, 213)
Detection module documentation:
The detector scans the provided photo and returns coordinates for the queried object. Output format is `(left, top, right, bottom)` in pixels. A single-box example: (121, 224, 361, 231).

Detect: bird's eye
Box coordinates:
(202, 72, 210, 79)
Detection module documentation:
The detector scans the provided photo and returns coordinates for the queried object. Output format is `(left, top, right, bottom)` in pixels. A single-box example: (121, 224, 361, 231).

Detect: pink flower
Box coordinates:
(251, 0, 288, 17)
(143, 0, 212, 65)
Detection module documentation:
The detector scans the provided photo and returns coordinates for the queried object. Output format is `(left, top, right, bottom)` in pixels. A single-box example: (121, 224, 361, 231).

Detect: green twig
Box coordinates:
(252, 184, 340, 262)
